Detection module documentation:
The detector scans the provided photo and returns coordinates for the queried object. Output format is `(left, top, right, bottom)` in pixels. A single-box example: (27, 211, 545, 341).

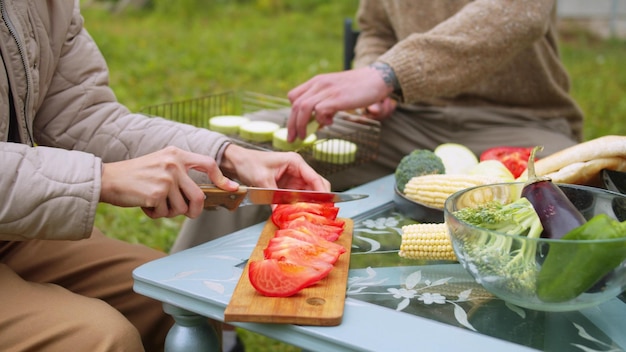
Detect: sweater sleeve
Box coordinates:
(352, 0, 397, 69)
(360, 0, 557, 104)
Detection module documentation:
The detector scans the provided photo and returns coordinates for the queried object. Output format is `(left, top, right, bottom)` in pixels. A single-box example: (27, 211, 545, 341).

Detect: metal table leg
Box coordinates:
(163, 303, 220, 352)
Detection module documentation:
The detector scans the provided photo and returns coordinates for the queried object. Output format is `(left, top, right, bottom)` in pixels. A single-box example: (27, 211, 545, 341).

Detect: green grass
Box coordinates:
(559, 25, 626, 139)
(81, 3, 625, 351)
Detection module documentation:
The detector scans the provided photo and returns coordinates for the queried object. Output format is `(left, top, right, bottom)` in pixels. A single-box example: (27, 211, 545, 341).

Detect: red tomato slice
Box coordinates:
(265, 247, 334, 275)
(283, 216, 344, 242)
(271, 202, 339, 228)
(480, 146, 535, 178)
(248, 259, 328, 297)
(274, 211, 345, 229)
(264, 236, 344, 265)
(274, 228, 346, 255)
(274, 202, 339, 218)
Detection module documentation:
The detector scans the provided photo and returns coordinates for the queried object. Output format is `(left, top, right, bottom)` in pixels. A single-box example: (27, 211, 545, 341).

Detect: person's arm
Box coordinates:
(3, 2, 331, 241)
(0, 143, 101, 241)
(99, 144, 331, 220)
(287, 0, 557, 139)
(376, 0, 556, 103)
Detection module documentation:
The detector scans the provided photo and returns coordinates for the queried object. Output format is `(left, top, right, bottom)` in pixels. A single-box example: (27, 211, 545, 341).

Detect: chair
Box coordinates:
(343, 18, 361, 70)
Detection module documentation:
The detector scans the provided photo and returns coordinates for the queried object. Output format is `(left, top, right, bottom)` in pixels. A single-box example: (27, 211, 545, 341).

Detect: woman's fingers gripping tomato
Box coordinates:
(248, 259, 330, 297)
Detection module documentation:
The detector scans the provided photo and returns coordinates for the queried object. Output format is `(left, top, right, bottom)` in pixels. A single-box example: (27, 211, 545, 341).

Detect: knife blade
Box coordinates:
(199, 184, 368, 210)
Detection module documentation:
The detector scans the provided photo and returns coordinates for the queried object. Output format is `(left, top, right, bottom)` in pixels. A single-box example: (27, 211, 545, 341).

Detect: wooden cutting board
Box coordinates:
(224, 218, 353, 326)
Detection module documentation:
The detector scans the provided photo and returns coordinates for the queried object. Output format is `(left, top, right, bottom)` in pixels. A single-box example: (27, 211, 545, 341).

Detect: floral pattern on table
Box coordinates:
(347, 207, 625, 352)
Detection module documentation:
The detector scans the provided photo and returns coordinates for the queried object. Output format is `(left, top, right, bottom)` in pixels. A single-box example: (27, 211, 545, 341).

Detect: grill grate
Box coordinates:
(140, 91, 381, 177)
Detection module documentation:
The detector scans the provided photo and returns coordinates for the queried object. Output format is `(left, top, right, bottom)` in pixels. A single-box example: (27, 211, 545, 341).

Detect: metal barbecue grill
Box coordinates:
(140, 91, 381, 177)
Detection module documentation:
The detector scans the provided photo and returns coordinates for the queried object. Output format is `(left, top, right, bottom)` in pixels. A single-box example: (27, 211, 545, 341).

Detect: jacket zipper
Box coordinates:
(1, 0, 35, 145)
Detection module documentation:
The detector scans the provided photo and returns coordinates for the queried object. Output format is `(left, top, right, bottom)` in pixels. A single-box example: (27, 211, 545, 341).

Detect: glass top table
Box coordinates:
(133, 174, 626, 352)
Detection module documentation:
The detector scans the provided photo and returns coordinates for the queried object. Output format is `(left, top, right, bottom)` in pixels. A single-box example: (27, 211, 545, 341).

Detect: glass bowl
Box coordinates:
(444, 182, 626, 312)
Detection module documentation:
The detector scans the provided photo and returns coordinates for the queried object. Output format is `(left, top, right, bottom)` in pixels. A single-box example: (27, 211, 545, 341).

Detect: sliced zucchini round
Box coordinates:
(239, 121, 281, 142)
(312, 139, 357, 164)
(272, 128, 317, 151)
(209, 115, 250, 135)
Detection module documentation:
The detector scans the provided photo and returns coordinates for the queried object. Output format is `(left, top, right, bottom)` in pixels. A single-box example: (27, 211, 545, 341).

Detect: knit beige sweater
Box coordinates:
(354, 0, 584, 141)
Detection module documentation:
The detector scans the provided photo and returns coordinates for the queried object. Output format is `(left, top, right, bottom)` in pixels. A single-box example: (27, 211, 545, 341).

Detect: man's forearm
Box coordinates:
(369, 62, 403, 100)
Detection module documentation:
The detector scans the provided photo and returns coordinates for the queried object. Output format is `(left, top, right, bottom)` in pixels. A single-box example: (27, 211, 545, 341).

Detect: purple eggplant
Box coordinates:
(521, 146, 586, 239)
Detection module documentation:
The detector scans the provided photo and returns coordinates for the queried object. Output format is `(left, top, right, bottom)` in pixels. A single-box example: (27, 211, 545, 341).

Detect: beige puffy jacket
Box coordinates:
(0, 0, 231, 240)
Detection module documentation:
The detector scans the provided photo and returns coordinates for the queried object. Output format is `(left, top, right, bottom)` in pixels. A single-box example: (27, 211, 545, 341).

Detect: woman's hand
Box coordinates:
(100, 146, 239, 219)
(287, 66, 392, 142)
(219, 144, 330, 192)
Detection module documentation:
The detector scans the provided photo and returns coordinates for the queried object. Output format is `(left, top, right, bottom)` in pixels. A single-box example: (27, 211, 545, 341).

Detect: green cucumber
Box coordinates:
(208, 115, 250, 135)
(239, 121, 281, 142)
(312, 139, 357, 164)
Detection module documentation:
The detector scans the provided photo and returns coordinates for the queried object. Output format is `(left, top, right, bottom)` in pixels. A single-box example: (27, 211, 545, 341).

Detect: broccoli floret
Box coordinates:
(453, 197, 543, 295)
(395, 149, 445, 192)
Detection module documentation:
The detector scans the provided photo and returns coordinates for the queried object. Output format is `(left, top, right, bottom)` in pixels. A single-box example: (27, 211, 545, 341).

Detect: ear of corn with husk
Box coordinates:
(403, 174, 507, 209)
(399, 223, 457, 261)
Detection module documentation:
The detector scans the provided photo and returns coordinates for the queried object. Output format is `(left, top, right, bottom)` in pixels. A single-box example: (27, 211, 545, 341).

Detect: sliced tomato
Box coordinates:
(248, 259, 329, 297)
(480, 146, 535, 178)
(274, 228, 346, 255)
(264, 236, 344, 265)
(264, 246, 334, 275)
(274, 202, 339, 218)
(274, 211, 345, 229)
(271, 202, 339, 228)
(283, 216, 344, 242)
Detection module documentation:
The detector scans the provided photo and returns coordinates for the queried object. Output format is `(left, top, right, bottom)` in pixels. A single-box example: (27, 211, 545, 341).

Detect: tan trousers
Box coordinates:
(0, 229, 174, 352)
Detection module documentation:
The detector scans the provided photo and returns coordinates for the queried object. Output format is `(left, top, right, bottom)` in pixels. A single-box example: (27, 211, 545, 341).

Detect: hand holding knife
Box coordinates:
(199, 184, 368, 210)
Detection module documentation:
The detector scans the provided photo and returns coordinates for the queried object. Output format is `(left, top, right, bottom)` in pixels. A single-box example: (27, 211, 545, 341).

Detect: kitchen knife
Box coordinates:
(199, 184, 368, 210)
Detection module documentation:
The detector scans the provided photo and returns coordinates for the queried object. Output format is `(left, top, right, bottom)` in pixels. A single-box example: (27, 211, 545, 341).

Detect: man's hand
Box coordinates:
(364, 97, 397, 121)
(287, 65, 393, 142)
(100, 146, 239, 219)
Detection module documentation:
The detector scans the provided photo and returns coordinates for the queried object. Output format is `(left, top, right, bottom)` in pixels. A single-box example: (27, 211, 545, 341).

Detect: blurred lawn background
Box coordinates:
(81, 1, 625, 351)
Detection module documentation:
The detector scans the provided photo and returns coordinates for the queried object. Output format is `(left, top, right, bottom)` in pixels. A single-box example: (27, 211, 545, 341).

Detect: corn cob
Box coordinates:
(399, 223, 457, 261)
(403, 174, 506, 209)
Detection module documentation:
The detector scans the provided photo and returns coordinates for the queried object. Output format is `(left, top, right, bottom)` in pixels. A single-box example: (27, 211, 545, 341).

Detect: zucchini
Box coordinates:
(239, 121, 281, 142)
(312, 139, 357, 164)
(434, 143, 478, 174)
(272, 128, 317, 151)
(208, 115, 250, 135)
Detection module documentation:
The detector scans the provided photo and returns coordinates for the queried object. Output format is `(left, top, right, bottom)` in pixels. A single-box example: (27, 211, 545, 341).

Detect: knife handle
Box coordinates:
(200, 185, 248, 211)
